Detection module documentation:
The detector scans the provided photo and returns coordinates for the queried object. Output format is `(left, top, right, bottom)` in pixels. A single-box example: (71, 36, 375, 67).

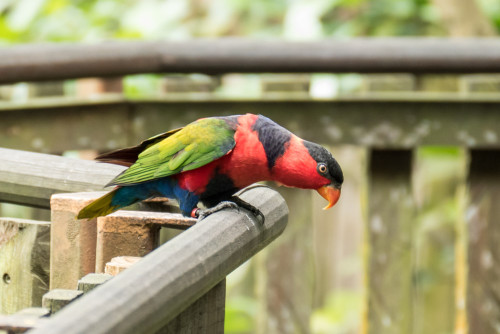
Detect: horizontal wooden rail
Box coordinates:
(29, 185, 288, 334)
(1, 38, 500, 83)
(0, 148, 124, 208)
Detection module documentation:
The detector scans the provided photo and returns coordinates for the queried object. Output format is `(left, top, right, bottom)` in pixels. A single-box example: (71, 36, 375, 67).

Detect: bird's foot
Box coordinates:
(229, 196, 265, 224)
(191, 198, 265, 224)
(191, 201, 240, 221)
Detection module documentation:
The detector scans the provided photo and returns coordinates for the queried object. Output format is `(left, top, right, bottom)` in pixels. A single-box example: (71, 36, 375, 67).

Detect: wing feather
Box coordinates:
(107, 118, 236, 186)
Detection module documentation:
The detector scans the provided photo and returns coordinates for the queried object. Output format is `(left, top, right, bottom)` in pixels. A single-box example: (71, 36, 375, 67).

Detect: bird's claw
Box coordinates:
(192, 198, 265, 224)
(193, 201, 240, 221)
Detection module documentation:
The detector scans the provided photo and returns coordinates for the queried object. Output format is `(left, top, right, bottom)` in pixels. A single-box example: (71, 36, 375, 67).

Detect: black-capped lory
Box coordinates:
(77, 114, 343, 220)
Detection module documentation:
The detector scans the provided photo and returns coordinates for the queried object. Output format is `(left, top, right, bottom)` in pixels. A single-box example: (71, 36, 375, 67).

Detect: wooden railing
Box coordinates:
(0, 148, 288, 333)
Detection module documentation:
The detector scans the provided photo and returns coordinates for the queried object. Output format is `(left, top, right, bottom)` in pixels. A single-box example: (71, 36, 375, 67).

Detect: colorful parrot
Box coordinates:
(77, 114, 343, 220)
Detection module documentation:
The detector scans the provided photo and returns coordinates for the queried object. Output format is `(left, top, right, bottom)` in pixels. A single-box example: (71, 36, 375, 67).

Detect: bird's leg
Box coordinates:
(191, 198, 264, 224)
(229, 195, 265, 224)
(191, 201, 240, 220)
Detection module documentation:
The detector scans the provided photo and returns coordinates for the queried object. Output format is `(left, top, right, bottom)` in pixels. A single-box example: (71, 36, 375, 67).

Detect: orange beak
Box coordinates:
(317, 185, 341, 210)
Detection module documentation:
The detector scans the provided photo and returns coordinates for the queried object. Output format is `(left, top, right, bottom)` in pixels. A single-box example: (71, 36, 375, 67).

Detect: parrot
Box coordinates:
(77, 114, 343, 220)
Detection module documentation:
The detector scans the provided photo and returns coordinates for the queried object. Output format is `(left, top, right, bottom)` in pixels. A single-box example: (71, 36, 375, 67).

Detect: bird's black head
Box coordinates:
(303, 141, 343, 209)
(303, 141, 343, 188)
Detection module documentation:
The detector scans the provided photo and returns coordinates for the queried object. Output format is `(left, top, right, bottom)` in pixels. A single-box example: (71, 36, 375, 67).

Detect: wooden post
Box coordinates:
(42, 289, 83, 314)
(49, 192, 104, 289)
(411, 147, 466, 334)
(95, 210, 195, 273)
(0, 218, 50, 314)
(365, 149, 415, 334)
(466, 149, 500, 334)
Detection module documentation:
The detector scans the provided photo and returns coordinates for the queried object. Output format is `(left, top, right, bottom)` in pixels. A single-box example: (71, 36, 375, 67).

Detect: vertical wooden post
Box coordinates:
(256, 188, 314, 334)
(50, 192, 103, 289)
(411, 147, 466, 334)
(466, 149, 500, 334)
(0, 218, 50, 314)
(365, 149, 415, 334)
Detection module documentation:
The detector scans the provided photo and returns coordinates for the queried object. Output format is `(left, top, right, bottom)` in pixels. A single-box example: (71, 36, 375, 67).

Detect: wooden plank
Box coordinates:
(0, 103, 129, 154)
(0, 148, 124, 208)
(466, 149, 500, 334)
(49, 192, 103, 290)
(0, 218, 50, 314)
(29, 185, 288, 334)
(2, 39, 500, 83)
(3, 99, 500, 154)
(132, 99, 500, 150)
(365, 149, 415, 334)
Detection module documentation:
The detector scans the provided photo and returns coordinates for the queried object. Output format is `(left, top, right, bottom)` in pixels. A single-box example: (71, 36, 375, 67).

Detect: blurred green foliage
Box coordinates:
(0, 0, 498, 45)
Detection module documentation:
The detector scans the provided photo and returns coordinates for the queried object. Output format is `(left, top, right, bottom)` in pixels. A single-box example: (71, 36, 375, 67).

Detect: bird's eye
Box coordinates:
(318, 163, 328, 174)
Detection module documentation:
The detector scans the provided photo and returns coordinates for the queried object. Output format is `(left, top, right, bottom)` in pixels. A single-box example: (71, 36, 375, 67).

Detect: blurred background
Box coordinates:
(1, 1, 500, 333)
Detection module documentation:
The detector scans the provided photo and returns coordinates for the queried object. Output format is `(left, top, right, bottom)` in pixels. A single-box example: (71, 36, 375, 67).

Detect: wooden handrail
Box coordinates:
(0, 148, 124, 208)
(29, 185, 288, 334)
(1, 38, 500, 83)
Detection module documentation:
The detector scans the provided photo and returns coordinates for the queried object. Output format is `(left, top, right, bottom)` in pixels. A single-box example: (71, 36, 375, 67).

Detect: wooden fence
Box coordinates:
(0, 148, 288, 333)
(2, 39, 500, 333)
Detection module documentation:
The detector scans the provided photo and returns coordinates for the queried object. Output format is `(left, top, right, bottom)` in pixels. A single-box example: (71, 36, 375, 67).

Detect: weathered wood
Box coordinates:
(42, 289, 83, 314)
(77, 274, 113, 293)
(29, 186, 288, 334)
(0, 218, 50, 314)
(0, 148, 124, 208)
(2, 39, 500, 83)
(365, 149, 415, 334)
(159, 279, 226, 334)
(4, 98, 500, 156)
(411, 147, 467, 334)
(95, 211, 195, 273)
(105, 256, 142, 276)
(466, 149, 500, 334)
(49, 192, 102, 289)
(95, 213, 158, 273)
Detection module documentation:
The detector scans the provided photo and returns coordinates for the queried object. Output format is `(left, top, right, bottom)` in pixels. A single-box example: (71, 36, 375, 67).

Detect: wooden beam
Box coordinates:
(1, 39, 500, 83)
(0, 148, 124, 208)
(29, 185, 288, 334)
(3, 99, 500, 155)
(0, 218, 50, 314)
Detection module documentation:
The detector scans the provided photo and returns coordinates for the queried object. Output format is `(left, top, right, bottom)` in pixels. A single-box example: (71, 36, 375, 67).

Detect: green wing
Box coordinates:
(108, 118, 236, 186)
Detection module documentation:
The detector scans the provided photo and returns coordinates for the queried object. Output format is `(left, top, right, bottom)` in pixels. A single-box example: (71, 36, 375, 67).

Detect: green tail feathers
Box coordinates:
(77, 190, 121, 219)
